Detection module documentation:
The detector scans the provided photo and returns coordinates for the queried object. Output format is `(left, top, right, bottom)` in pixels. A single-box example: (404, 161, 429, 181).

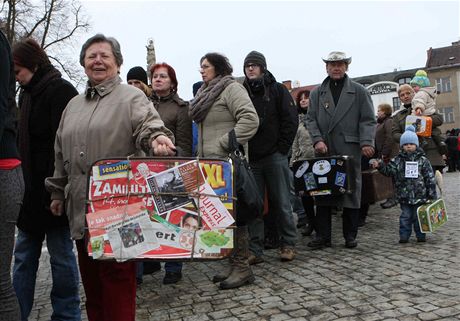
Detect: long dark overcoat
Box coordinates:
(306, 75, 376, 208)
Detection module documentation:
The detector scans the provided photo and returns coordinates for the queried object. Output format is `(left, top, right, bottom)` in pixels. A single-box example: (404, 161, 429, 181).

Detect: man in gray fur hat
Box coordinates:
(306, 51, 376, 249)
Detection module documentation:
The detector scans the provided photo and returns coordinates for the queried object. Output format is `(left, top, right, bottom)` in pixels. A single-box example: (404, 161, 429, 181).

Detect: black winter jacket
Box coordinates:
(0, 31, 19, 159)
(17, 66, 78, 234)
(244, 71, 298, 162)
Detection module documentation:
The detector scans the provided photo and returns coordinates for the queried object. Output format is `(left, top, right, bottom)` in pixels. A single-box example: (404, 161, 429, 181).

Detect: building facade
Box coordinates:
(287, 41, 460, 134)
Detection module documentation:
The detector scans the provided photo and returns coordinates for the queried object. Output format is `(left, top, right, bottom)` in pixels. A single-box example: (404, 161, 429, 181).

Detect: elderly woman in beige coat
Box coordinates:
(189, 52, 259, 290)
(45, 34, 175, 321)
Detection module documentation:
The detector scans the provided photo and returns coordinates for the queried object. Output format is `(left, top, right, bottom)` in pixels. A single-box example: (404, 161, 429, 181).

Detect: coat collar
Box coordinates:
(318, 74, 357, 133)
(85, 76, 121, 99)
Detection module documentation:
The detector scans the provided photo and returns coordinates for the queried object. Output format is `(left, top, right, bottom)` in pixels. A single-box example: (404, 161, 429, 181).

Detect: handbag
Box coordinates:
(227, 129, 263, 218)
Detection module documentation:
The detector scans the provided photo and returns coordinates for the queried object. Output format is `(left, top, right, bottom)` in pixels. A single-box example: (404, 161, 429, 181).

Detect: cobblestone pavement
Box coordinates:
(30, 172, 460, 321)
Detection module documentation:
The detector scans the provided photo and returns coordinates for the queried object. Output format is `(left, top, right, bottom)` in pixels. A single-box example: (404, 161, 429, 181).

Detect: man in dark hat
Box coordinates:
(242, 50, 298, 263)
(126, 66, 152, 97)
(306, 51, 376, 249)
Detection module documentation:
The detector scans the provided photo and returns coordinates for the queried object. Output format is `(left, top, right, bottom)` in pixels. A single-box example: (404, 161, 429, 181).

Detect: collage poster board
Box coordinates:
(86, 158, 235, 262)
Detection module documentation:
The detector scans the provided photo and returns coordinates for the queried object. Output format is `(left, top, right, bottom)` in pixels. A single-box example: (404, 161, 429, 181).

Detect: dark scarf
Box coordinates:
(244, 70, 276, 102)
(189, 75, 234, 123)
(18, 65, 61, 186)
(329, 76, 345, 106)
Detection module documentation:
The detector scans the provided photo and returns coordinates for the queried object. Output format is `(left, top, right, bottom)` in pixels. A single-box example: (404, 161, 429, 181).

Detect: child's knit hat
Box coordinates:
(410, 70, 430, 88)
(400, 125, 419, 147)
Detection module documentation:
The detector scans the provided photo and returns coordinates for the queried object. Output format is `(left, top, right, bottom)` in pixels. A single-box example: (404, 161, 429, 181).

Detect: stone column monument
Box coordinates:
(146, 38, 156, 78)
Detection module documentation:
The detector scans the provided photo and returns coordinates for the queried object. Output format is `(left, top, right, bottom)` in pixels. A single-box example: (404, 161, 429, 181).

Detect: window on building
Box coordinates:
(392, 97, 400, 111)
(398, 77, 411, 84)
(435, 77, 452, 93)
(438, 106, 454, 123)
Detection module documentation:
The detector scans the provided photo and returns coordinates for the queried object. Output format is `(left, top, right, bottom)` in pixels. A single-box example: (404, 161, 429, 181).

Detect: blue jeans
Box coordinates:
(400, 203, 425, 240)
(248, 153, 297, 256)
(13, 227, 80, 321)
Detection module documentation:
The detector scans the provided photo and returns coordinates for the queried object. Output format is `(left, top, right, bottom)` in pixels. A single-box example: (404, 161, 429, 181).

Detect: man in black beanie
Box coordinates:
(126, 66, 152, 97)
(242, 50, 298, 263)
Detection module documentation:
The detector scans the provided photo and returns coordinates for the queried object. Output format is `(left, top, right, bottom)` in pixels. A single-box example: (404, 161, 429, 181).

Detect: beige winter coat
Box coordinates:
(290, 113, 315, 167)
(197, 82, 259, 158)
(45, 76, 174, 239)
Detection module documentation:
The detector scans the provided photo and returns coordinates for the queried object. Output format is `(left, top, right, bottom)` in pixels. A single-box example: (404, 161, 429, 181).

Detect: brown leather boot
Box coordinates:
(219, 226, 255, 289)
(212, 257, 233, 283)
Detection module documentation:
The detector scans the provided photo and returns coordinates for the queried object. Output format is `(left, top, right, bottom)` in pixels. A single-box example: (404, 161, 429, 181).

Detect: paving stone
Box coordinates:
(28, 172, 460, 321)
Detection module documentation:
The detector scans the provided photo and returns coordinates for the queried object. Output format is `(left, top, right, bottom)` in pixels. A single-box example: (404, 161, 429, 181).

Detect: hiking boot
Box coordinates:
(219, 226, 255, 290)
(399, 239, 409, 244)
(279, 247, 296, 261)
(212, 261, 233, 283)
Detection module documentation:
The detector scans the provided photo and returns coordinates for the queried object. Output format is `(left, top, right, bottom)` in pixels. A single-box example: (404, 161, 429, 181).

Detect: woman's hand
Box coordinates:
(50, 200, 63, 216)
(152, 135, 176, 156)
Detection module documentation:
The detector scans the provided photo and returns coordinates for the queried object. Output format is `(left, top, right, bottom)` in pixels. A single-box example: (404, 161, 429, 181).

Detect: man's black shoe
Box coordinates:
(301, 224, 314, 236)
(345, 239, 358, 248)
(307, 239, 331, 249)
(163, 271, 182, 285)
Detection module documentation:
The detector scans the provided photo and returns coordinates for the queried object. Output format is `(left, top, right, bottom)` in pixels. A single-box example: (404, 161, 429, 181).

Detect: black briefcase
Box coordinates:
(292, 156, 354, 196)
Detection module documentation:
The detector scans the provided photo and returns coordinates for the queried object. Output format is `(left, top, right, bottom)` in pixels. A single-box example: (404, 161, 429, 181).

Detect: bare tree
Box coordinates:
(0, 0, 90, 86)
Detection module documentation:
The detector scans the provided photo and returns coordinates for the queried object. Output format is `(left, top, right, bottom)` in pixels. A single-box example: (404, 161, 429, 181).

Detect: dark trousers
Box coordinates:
(301, 195, 315, 228)
(315, 206, 359, 242)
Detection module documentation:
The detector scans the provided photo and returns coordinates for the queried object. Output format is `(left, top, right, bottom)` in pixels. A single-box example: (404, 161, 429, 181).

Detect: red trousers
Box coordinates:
(76, 240, 136, 321)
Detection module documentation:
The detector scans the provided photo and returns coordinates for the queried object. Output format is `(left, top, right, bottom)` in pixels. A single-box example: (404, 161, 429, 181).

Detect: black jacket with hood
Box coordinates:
(243, 71, 298, 162)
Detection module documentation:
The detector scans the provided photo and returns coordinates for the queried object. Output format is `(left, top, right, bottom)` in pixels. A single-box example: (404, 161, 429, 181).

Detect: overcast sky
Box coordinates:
(78, 0, 460, 100)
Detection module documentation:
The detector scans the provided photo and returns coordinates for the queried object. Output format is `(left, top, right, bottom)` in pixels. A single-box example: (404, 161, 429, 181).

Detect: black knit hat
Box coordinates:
(244, 51, 267, 69)
(127, 66, 148, 84)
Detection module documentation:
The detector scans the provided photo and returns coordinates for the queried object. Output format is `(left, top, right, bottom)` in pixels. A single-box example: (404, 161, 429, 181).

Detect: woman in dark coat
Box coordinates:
(375, 103, 399, 209)
(12, 38, 80, 321)
(149, 62, 193, 284)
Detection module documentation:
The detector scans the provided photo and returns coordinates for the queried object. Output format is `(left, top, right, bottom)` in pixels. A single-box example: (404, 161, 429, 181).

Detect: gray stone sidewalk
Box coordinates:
(30, 172, 460, 321)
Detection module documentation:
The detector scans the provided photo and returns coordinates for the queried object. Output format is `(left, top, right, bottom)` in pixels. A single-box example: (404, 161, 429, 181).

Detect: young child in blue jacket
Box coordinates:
(371, 125, 437, 243)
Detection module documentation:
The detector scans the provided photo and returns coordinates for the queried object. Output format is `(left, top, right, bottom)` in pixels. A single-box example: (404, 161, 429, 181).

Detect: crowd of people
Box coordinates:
(0, 31, 449, 321)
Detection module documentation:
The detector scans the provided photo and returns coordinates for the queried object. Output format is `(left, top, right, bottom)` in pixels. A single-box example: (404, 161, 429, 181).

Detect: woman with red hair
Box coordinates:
(149, 62, 192, 284)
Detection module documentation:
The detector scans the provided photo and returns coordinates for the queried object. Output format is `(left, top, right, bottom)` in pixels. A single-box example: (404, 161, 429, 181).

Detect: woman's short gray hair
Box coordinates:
(79, 34, 123, 67)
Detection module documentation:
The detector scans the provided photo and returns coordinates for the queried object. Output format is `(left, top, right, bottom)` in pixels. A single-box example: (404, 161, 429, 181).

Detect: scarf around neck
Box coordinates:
(18, 65, 62, 187)
(189, 75, 234, 123)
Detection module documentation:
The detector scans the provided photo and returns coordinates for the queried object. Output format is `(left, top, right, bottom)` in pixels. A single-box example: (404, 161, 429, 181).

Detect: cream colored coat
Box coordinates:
(197, 82, 259, 158)
(45, 76, 173, 239)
